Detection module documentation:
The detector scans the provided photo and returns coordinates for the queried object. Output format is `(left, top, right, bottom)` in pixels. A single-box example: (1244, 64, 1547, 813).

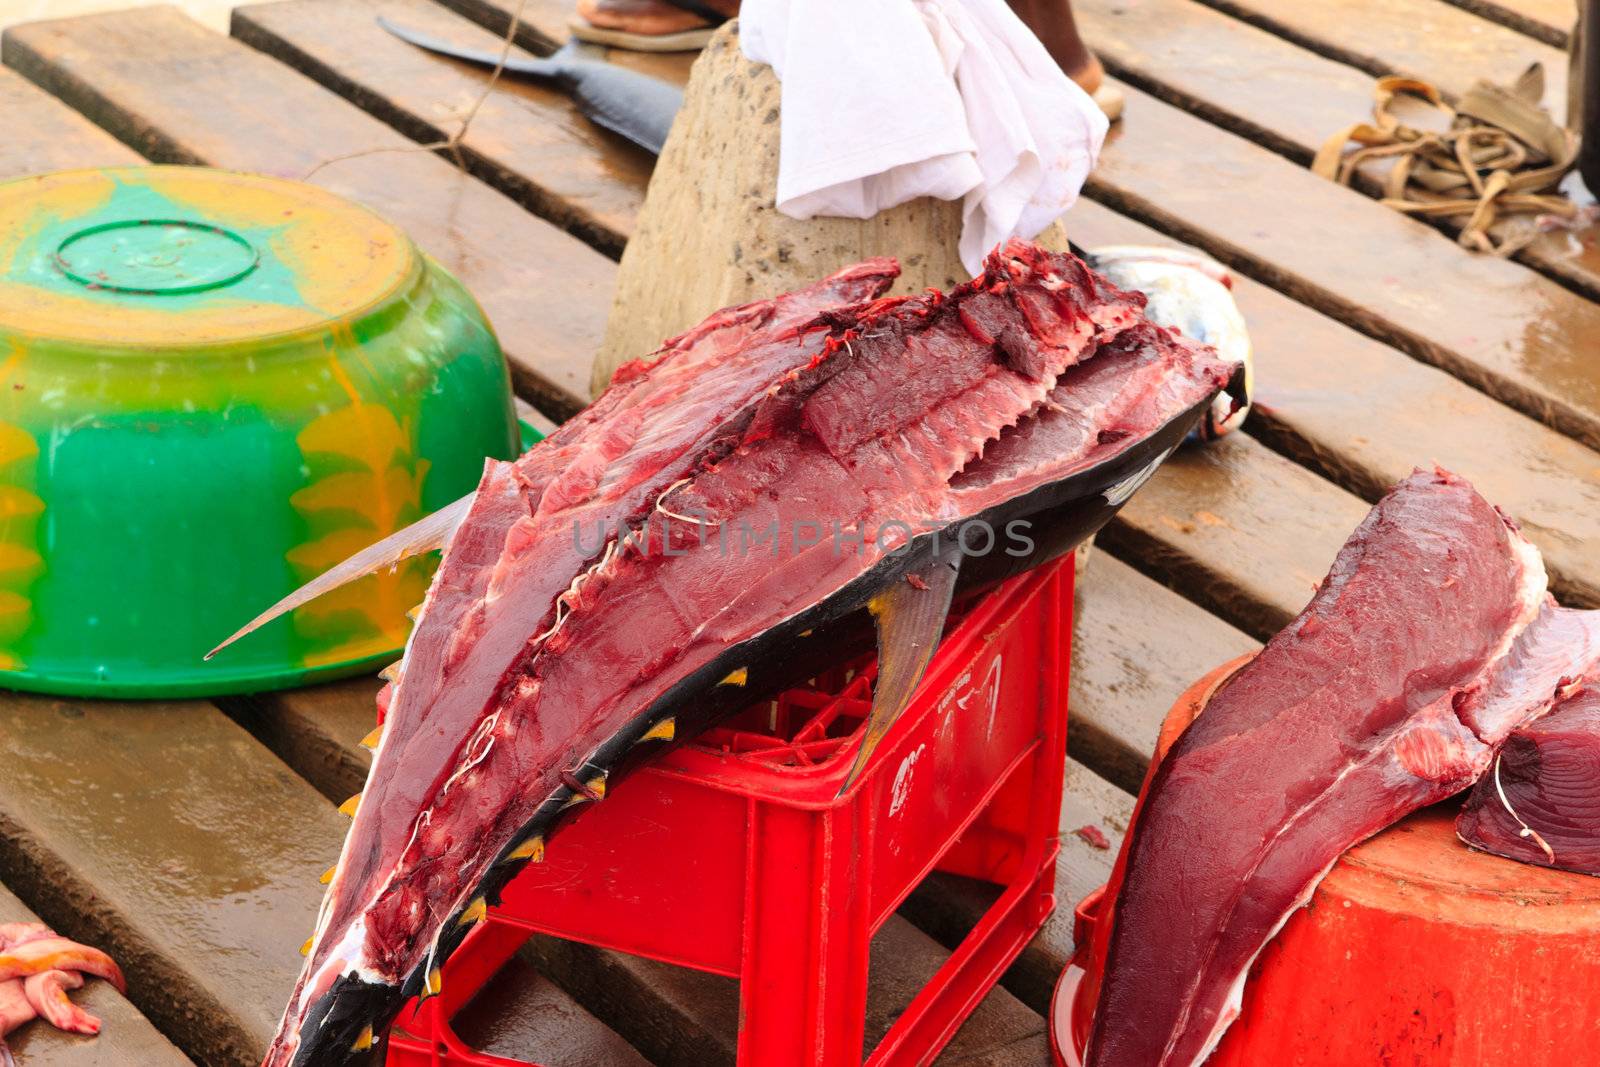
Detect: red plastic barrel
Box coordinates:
(1054, 656, 1600, 1066)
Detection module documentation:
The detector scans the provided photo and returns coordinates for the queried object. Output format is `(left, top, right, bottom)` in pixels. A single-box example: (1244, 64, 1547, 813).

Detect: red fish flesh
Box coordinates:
(252, 240, 1239, 1066)
(1086, 468, 1551, 1067)
(1458, 644, 1600, 876)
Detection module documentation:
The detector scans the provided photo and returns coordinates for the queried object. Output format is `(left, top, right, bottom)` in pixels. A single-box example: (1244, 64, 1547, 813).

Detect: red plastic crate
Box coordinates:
(386, 557, 1074, 1066)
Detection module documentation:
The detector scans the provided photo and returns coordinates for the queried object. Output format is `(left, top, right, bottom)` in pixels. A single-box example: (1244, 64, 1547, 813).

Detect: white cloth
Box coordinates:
(741, 0, 1108, 275)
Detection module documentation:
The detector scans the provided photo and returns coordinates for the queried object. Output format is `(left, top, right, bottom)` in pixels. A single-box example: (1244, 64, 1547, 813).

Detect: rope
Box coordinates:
(1313, 64, 1580, 256)
(301, 0, 531, 181)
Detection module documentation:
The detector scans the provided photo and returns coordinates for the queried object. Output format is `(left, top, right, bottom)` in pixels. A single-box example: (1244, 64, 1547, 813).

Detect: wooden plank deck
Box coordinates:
(0, 0, 1594, 1063)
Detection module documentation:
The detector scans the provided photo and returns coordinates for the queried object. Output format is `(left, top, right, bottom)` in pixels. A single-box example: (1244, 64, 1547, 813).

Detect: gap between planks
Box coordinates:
(1438, 0, 1572, 46)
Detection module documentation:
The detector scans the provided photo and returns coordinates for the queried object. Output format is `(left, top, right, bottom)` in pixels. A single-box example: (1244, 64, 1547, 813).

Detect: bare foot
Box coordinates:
(1007, 0, 1123, 119)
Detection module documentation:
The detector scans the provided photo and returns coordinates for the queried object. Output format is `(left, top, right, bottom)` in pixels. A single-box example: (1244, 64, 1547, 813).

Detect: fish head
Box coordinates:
(1086, 244, 1253, 440)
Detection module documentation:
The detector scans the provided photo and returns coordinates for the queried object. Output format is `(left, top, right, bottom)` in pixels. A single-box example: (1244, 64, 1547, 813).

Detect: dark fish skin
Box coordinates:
(378, 17, 681, 154)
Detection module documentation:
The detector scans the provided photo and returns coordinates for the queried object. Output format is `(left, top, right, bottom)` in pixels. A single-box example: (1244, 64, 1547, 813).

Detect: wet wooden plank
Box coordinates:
(1103, 434, 1365, 639)
(1, 6, 614, 420)
(1078, 0, 1376, 164)
(221, 678, 378, 805)
(231, 0, 653, 257)
(0, 66, 142, 177)
(0, 882, 192, 1067)
(1202, 0, 1568, 111)
(1068, 556, 1259, 793)
(1084, 78, 1600, 453)
(1440, 0, 1572, 46)
(902, 760, 1135, 1014)
(0, 695, 346, 1066)
(1078, 0, 1600, 311)
(1068, 197, 1600, 611)
(433, 0, 573, 50)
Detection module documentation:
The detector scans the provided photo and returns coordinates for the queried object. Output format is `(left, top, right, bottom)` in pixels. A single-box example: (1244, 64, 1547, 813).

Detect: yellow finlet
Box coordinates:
(799, 629, 813, 637)
(423, 966, 443, 999)
(640, 717, 676, 743)
(338, 793, 361, 817)
(506, 835, 545, 863)
(378, 661, 402, 682)
(563, 771, 611, 806)
(406, 604, 423, 622)
(457, 896, 487, 927)
(320, 865, 336, 885)
(300, 936, 313, 958)
(360, 725, 383, 750)
(352, 1025, 374, 1052)
(718, 667, 748, 687)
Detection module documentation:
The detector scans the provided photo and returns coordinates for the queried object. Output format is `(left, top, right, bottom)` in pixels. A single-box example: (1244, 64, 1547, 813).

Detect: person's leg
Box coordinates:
(1008, 0, 1122, 119)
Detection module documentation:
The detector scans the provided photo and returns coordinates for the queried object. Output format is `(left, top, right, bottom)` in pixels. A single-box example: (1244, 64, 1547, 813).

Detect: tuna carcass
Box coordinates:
(1457, 612, 1600, 876)
(218, 240, 1240, 1066)
(1083, 469, 1600, 1067)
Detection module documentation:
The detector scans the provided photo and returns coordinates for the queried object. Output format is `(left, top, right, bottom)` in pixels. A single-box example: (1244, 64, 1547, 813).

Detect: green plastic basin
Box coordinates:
(0, 166, 519, 697)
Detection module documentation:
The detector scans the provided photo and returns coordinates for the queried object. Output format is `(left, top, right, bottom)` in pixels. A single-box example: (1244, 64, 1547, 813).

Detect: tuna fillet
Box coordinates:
(259, 241, 1239, 1066)
(1086, 468, 1549, 1067)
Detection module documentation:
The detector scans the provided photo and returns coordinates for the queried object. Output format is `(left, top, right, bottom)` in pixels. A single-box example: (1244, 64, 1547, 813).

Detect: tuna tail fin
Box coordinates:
(204, 492, 474, 661)
(838, 540, 963, 796)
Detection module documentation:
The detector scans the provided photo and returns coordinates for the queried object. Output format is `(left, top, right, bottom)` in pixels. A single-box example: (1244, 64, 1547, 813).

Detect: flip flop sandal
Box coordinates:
(570, 0, 730, 53)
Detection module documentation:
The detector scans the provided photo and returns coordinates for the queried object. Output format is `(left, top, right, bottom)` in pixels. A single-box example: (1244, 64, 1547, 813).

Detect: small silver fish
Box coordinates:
(1089, 245, 1253, 441)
